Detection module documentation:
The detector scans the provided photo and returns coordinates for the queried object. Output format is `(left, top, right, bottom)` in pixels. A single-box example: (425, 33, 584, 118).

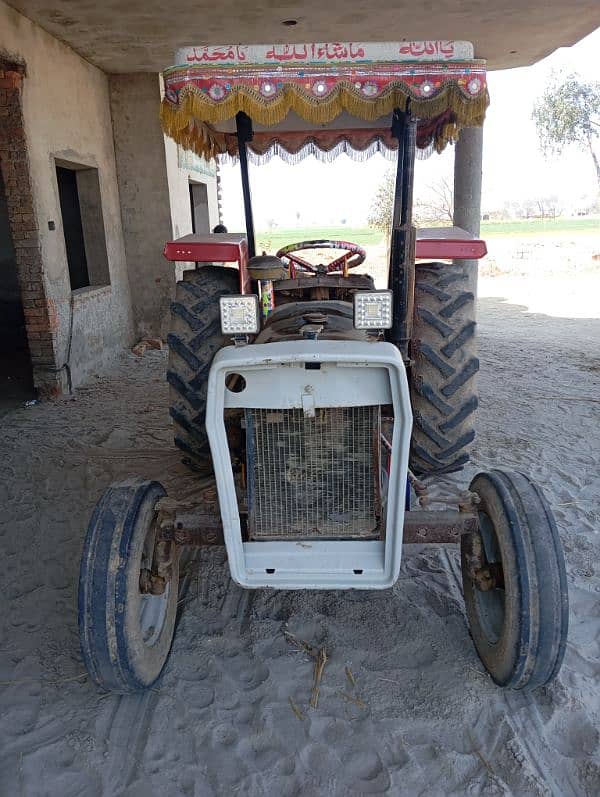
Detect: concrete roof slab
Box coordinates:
(5, 0, 600, 72)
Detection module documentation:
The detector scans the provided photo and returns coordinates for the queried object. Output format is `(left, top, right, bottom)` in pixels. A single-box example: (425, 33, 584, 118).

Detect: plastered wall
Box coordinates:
(0, 1, 134, 387)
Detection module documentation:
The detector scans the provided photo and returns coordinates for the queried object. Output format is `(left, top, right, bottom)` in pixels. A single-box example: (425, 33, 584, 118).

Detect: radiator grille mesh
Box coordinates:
(247, 406, 381, 540)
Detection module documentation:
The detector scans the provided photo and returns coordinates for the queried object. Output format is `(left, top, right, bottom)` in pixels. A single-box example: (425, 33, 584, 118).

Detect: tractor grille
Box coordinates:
(247, 406, 381, 540)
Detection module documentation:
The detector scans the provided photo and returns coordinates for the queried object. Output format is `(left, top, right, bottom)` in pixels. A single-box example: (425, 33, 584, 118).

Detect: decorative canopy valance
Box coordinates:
(220, 128, 400, 165)
(160, 42, 488, 161)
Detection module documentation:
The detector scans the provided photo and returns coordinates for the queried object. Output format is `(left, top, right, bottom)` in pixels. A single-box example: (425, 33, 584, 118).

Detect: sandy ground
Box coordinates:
(1, 271, 600, 796)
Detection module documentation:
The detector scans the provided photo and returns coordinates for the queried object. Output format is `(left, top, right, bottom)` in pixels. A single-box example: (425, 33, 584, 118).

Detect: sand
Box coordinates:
(1, 269, 600, 796)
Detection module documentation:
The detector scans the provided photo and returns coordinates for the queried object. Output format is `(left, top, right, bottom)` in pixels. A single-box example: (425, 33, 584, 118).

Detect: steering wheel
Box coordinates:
(276, 240, 366, 274)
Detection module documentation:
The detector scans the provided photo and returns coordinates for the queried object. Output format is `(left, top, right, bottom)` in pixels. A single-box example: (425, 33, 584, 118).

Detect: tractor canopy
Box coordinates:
(160, 41, 488, 162)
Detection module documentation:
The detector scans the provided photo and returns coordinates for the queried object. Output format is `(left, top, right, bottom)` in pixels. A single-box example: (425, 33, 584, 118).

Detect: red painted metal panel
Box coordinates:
(415, 238, 487, 260)
(415, 226, 487, 260)
(163, 234, 248, 263)
(164, 229, 486, 295)
(163, 234, 250, 293)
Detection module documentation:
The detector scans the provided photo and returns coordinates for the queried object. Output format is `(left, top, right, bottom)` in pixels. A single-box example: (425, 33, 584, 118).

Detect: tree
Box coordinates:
(368, 171, 454, 235)
(414, 176, 454, 224)
(367, 169, 395, 238)
(533, 73, 600, 191)
(534, 195, 561, 220)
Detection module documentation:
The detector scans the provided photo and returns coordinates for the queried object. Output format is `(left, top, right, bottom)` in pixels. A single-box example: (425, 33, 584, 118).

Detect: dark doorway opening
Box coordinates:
(0, 169, 35, 413)
(56, 165, 90, 290)
(56, 161, 110, 292)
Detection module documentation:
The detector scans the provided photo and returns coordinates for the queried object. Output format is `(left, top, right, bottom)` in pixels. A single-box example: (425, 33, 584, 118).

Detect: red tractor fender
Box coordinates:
(415, 226, 487, 260)
(163, 227, 487, 293)
(163, 233, 251, 293)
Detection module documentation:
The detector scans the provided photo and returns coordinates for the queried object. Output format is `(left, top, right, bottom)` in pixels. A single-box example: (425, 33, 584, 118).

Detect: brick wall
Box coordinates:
(0, 62, 63, 395)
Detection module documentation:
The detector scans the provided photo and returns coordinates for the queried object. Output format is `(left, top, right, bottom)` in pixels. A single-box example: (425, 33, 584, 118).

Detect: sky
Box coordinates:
(220, 28, 600, 230)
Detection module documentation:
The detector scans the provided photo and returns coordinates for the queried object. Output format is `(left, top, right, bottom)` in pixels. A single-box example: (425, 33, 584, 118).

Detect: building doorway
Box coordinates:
(56, 165, 90, 290)
(189, 182, 210, 234)
(0, 169, 35, 413)
(56, 161, 110, 291)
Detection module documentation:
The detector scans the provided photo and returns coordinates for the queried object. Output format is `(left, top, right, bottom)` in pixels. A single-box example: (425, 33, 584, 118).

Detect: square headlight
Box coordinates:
(219, 295, 260, 335)
(353, 290, 393, 330)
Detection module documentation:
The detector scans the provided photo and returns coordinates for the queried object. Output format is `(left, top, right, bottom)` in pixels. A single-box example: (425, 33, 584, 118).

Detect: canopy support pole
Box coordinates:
(454, 126, 483, 238)
(236, 111, 256, 258)
(453, 125, 483, 313)
(387, 108, 417, 360)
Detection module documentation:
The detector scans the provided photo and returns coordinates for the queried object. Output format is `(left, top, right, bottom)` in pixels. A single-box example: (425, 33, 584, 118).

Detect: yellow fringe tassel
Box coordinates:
(160, 82, 489, 161)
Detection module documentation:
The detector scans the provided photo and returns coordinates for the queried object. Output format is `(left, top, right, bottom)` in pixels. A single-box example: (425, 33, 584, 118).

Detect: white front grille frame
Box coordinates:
(206, 340, 412, 589)
(247, 406, 382, 541)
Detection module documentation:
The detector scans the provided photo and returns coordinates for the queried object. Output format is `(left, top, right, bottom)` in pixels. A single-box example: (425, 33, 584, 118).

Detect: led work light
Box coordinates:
(219, 295, 260, 335)
(353, 290, 393, 330)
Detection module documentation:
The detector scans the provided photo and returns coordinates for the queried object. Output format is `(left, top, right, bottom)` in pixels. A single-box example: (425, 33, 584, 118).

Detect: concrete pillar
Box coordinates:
(110, 74, 175, 340)
(453, 126, 484, 312)
(110, 74, 220, 340)
(453, 126, 484, 237)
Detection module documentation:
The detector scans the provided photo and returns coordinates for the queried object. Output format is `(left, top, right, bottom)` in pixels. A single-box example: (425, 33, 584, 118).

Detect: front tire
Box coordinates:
(78, 479, 179, 693)
(461, 470, 568, 690)
(410, 261, 478, 476)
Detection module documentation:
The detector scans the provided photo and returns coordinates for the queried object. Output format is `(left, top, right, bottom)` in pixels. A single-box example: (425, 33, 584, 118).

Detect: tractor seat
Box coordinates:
(248, 254, 289, 281)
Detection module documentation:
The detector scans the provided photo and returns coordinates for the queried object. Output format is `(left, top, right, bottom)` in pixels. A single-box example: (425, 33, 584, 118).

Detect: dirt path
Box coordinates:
(1, 284, 599, 796)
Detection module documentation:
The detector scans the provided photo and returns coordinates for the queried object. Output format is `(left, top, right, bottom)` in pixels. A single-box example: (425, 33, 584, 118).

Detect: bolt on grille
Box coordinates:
(247, 406, 381, 540)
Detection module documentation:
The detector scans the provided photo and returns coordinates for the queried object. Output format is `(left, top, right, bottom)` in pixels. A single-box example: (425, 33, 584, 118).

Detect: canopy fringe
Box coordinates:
(160, 82, 488, 160)
(220, 138, 401, 166)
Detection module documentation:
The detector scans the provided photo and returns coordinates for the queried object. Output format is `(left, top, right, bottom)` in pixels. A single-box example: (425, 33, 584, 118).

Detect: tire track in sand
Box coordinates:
(99, 547, 201, 792)
(441, 546, 579, 797)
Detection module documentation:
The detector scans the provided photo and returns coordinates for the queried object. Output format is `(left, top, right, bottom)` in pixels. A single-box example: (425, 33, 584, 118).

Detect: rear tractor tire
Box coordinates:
(167, 266, 239, 474)
(410, 261, 479, 477)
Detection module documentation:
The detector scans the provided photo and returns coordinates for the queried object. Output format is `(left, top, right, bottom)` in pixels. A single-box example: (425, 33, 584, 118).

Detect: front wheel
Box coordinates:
(78, 479, 179, 692)
(461, 470, 568, 690)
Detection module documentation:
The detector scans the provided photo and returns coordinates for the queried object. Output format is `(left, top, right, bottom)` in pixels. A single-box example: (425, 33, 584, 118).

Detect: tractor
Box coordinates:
(78, 41, 568, 693)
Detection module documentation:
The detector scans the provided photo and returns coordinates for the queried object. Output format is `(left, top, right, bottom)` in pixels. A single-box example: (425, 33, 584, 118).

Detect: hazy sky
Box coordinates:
(220, 28, 600, 229)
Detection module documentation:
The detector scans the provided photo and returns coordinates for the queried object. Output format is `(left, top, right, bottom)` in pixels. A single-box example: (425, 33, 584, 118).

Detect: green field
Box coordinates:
(255, 217, 599, 251)
(255, 226, 384, 252)
(480, 217, 599, 238)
